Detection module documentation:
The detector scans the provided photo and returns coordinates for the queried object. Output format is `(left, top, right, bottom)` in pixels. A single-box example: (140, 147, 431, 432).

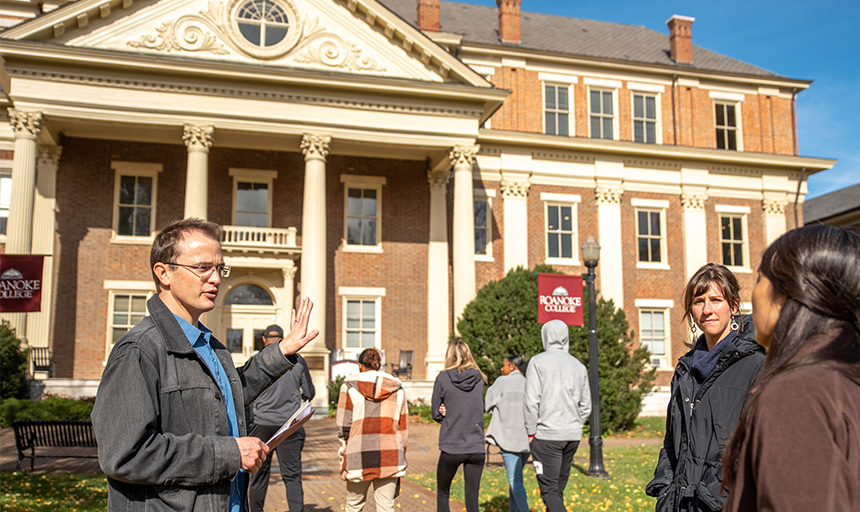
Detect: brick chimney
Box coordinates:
(497, 0, 521, 44)
(418, 0, 440, 32)
(666, 14, 695, 64)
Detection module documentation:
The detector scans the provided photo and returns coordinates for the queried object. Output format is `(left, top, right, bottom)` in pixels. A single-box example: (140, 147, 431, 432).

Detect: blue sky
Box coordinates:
(457, 0, 859, 198)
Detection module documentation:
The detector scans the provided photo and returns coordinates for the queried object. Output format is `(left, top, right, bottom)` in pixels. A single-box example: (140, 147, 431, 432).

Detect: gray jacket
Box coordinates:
(91, 294, 295, 512)
(252, 354, 315, 427)
(485, 369, 529, 453)
(524, 319, 591, 441)
(431, 368, 485, 454)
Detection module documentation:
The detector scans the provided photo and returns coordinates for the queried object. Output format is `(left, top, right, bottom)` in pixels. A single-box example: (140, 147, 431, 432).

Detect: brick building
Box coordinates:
(0, 0, 834, 411)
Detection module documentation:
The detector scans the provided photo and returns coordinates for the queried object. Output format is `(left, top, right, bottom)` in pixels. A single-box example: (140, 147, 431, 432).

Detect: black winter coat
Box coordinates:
(646, 316, 765, 512)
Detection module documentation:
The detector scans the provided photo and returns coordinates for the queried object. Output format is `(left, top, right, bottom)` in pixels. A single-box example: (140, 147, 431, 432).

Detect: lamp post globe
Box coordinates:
(581, 236, 608, 478)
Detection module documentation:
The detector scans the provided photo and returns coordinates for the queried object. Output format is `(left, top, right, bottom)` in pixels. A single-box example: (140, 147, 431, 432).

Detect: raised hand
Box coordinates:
(278, 297, 320, 356)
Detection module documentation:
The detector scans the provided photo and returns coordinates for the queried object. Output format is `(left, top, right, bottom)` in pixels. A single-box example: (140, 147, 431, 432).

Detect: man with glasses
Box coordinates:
(248, 324, 315, 512)
(92, 218, 318, 512)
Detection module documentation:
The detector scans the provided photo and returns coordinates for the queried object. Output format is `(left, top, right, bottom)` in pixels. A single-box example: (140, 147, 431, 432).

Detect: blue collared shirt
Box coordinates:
(174, 314, 245, 512)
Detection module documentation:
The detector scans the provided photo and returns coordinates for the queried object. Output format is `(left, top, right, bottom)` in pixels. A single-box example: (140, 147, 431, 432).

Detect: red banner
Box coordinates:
(0, 255, 44, 312)
(537, 273, 583, 326)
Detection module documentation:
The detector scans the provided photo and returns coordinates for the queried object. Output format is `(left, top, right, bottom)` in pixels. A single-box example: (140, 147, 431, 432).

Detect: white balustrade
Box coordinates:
(220, 225, 298, 252)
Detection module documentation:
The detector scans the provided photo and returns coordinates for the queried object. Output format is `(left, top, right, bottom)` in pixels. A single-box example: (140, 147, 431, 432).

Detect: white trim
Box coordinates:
(636, 262, 671, 270)
(540, 193, 581, 203)
(342, 176, 385, 250)
(105, 288, 153, 361)
(544, 257, 582, 267)
(338, 286, 387, 297)
(584, 77, 623, 88)
(543, 201, 580, 264)
(112, 161, 163, 174)
(103, 280, 156, 291)
(228, 168, 278, 180)
(635, 299, 675, 308)
(631, 198, 669, 208)
(473, 195, 493, 259)
(587, 86, 619, 140)
(666, 14, 696, 23)
(474, 188, 496, 198)
(342, 245, 384, 254)
(538, 72, 578, 84)
(719, 211, 751, 271)
(542, 81, 574, 137)
(709, 91, 746, 102)
(627, 82, 665, 93)
(469, 65, 495, 76)
(111, 161, 161, 241)
(229, 168, 276, 227)
(715, 204, 751, 214)
(634, 206, 669, 267)
(630, 90, 663, 144)
(340, 174, 388, 186)
(340, 295, 383, 357)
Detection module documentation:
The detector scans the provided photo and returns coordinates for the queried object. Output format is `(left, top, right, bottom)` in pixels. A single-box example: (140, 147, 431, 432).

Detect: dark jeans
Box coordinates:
(436, 451, 485, 512)
(248, 424, 306, 512)
(529, 438, 580, 512)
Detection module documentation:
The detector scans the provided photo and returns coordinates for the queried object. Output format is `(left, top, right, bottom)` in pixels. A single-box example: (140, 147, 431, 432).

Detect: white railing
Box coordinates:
(221, 225, 299, 252)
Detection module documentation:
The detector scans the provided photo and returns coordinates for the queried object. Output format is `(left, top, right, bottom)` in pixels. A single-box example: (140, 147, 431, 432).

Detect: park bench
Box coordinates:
(12, 419, 98, 471)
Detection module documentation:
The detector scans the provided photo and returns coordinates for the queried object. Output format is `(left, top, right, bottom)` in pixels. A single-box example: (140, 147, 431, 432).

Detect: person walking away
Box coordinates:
(248, 324, 316, 512)
(723, 225, 860, 512)
(432, 339, 487, 512)
(524, 319, 591, 512)
(646, 263, 765, 512)
(485, 355, 530, 512)
(336, 348, 408, 512)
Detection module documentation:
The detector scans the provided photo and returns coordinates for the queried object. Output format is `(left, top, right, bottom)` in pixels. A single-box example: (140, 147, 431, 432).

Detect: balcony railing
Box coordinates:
(220, 225, 299, 254)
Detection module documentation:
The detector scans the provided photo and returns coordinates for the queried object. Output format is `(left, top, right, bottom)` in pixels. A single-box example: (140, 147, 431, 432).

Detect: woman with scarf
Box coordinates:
(646, 263, 766, 511)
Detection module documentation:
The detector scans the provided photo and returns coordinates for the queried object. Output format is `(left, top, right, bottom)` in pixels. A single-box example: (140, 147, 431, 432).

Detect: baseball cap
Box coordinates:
(263, 324, 283, 338)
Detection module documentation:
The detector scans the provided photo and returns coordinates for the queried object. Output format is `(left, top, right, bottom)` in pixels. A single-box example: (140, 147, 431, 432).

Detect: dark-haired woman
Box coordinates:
(723, 225, 860, 511)
(646, 263, 766, 511)
(485, 355, 530, 512)
(336, 348, 408, 512)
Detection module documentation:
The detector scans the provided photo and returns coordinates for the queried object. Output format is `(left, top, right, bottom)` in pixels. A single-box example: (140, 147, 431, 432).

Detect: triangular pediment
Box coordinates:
(2, 0, 489, 86)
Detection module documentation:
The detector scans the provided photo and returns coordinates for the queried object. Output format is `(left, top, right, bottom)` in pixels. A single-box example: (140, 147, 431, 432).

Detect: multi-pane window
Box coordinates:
(110, 293, 148, 350)
(720, 214, 745, 266)
(637, 209, 663, 263)
(235, 181, 269, 227)
(546, 204, 575, 259)
(116, 174, 154, 236)
(346, 188, 378, 246)
(0, 173, 11, 235)
(640, 310, 666, 362)
(715, 102, 738, 150)
(474, 199, 490, 255)
(345, 299, 376, 350)
(544, 83, 570, 136)
(590, 88, 614, 139)
(633, 93, 657, 144)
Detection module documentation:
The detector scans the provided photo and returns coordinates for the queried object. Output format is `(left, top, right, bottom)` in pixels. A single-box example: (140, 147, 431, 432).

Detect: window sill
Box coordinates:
(343, 245, 383, 254)
(544, 257, 581, 267)
(111, 234, 155, 245)
(725, 266, 752, 274)
(475, 255, 494, 262)
(636, 262, 671, 270)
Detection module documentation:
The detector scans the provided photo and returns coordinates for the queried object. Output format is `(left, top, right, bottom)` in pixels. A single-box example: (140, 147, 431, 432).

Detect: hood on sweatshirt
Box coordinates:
(344, 371, 402, 401)
(445, 368, 483, 392)
(541, 319, 570, 351)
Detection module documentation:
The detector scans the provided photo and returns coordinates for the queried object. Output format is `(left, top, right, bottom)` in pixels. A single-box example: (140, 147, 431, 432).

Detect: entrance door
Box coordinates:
(221, 284, 277, 366)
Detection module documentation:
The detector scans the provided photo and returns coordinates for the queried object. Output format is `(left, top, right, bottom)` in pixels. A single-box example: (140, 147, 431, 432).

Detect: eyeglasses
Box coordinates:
(166, 262, 232, 279)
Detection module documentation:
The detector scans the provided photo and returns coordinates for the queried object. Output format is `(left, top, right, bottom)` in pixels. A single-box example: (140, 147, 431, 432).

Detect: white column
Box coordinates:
(681, 193, 708, 279)
(762, 199, 787, 245)
(279, 260, 298, 329)
(182, 125, 214, 220)
(26, 145, 61, 359)
(451, 145, 479, 328)
(426, 169, 450, 378)
(595, 187, 624, 308)
(300, 134, 330, 399)
(500, 179, 530, 273)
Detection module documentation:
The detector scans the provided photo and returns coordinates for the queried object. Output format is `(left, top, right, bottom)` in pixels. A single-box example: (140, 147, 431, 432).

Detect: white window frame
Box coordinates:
(541, 193, 581, 266)
(111, 161, 162, 244)
(542, 82, 573, 137)
(338, 286, 385, 360)
(716, 205, 751, 272)
(103, 280, 156, 361)
(341, 175, 386, 253)
(710, 92, 744, 151)
(586, 81, 619, 140)
(229, 168, 277, 227)
(0, 170, 11, 241)
(631, 92, 661, 144)
(474, 189, 495, 261)
(635, 299, 674, 369)
(632, 199, 669, 270)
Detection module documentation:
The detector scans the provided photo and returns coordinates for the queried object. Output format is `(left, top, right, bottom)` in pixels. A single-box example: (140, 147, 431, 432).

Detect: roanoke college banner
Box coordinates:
(0, 255, 44, 312)
(537, 273, 583, 326)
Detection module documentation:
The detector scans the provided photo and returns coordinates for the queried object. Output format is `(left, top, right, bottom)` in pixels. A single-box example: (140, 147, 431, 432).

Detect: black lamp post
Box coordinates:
(581, 236, 608, 478)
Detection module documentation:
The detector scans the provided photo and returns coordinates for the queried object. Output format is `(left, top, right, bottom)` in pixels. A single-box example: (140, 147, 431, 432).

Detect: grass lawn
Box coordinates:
(0, 472, 107, 512)
(406, 443, 661, 512)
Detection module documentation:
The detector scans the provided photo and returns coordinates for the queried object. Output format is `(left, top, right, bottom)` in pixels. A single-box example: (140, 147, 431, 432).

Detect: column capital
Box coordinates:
(500, 180, 530, 198)
(762, 198, 787, 215)
(37, 145, 63, 167)
(300, 134, 331, 160)
(681, 193, 707, 210)
(427, 169, 450, 190)
(449, 144, 480, 167)
(282, 259, 298, 279)
(8, 109, 43, 139)
(182, 124, 214, 151)
(595, 186, 623, 204)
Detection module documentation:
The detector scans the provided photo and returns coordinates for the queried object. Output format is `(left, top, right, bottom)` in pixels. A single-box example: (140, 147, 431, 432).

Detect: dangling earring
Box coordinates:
(731, 314, 739, 331)
(690, 322, 697, 335)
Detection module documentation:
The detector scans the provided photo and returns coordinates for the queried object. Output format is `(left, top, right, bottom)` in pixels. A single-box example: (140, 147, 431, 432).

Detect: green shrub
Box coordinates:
(0, 396, 95, 427)
(456, 265, 656, 433)
(0, 322, 29, 400)
(327, 375, 346, 415)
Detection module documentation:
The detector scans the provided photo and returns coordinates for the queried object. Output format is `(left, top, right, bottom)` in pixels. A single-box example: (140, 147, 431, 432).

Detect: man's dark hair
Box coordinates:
(150, 218, 221, 290)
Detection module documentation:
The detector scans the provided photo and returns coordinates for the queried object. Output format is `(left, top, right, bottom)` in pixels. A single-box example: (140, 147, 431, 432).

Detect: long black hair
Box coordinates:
(506, 354, 527, 374)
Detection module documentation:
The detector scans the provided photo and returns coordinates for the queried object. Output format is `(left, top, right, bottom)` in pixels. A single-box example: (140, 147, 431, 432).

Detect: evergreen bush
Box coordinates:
(0, 322, 29, 400)
(0, 396, 95, 427)
(456, 265, 656, 433)
(327, 375, 346, 415)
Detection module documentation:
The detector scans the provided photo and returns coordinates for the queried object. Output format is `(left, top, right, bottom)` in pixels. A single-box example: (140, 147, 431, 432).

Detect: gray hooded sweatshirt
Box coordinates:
(524, 319, 592, 441)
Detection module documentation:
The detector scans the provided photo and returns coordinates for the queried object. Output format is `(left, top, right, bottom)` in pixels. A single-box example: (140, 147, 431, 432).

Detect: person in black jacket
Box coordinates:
(646, 263, 766, 512)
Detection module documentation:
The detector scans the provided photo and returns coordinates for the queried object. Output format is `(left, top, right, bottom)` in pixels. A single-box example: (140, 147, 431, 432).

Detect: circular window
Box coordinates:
(224, 284, 274, 305)
(228, 0, 301, 59)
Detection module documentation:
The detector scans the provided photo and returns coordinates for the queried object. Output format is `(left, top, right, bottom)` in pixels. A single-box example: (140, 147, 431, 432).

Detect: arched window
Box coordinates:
(236, 0, 290, 48)
(224, 284, 274, 305)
